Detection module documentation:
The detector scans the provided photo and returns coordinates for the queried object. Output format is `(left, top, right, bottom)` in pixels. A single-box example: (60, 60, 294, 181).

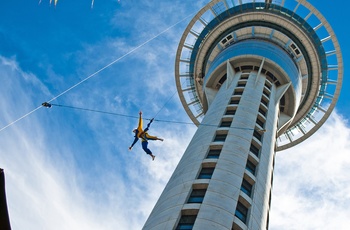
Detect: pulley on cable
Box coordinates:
(42, 102, 52, 108)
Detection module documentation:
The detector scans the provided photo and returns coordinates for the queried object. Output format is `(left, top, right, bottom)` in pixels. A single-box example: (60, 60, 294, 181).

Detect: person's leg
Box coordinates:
(145, 133, 163, 141)
(142, 141, 155, 160)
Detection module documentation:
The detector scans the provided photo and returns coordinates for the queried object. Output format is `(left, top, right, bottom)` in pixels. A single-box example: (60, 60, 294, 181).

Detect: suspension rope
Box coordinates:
(0, 12, 195, 133)
(152, 67, 192, 119)
(46, 103, 263, 132)
(51, 103, 140, 119)
(152, 84, 182, 119)
(50, 103, 186, 123)
(152, 91, 176, 119)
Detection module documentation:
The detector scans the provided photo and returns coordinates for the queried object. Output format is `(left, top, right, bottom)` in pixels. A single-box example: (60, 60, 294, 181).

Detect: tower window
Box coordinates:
(235, 201, 248, 224)
(241, 65, 253, 71)
(233, 90, 243, 95)
(256, 116, 265, 128)
(240, 178, 253, 197)
(176, 215, 197, 230)
(240, 74, 249, 80)
(230, 99, 240, 105)
(264, 82, 272, 90)
(187, 189, 207, 203)
(245, 159, 256, 175)
(225, 108, 236, 115)
(206, 148, 221, 159)
(253, 130, 263, 142)
(263, 89, 270, 98)
(261, 98, 269, 107)
(250, 143, 260, 157)
(259, 107, 267, 117)
(198, 167, 215, 179)
(266, 72, 275, 82)
(214, 134, 227, 142)
(220, 120, 232, 128)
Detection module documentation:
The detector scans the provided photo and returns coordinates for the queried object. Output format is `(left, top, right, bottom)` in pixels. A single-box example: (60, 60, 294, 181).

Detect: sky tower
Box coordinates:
(143, 0, 342, 229)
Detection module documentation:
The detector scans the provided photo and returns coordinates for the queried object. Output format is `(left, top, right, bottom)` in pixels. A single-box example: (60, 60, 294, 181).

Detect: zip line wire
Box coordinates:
(0, 107, 43, 133)
(45, 103, 262, 132)
(0, 12, 195, 133)
(50, 103, 140, 120)
(47, 12, 194, 104)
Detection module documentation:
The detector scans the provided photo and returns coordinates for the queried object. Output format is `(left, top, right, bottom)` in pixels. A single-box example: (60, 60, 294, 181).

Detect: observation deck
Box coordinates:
(175, 0, 343, 150)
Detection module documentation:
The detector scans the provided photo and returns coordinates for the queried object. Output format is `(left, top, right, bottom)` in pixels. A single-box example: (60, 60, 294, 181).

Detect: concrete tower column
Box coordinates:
(144, 62, 295, 229)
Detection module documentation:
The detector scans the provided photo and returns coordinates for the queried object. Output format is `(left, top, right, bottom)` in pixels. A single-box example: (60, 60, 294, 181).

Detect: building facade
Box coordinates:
(143, 0, 342, 229)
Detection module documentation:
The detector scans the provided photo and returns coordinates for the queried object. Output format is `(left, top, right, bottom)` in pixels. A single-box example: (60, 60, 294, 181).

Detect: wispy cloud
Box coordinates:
(270, 112, 350, 230)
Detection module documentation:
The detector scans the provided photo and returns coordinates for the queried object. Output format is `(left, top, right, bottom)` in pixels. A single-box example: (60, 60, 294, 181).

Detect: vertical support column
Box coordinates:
(193, 71, 244, 229)
(144, 68, 282, 230)
(248, 77, 279, 230)
(143, 68, 239, 230)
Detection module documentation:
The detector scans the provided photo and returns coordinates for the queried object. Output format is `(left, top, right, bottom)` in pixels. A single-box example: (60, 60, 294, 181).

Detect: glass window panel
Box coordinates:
(207, 149, 221, 158)
(214, 134, 227, 142)
(230, 99, 240, 105)
(225, 109, 236, 115)
(256, 117, 265, 128)
(187, 189, 207, 203)
(198, 167, 215, 179)
(176, 215, 197, 230)
(246, 159, 256, 175)
(261, 98, 269, 107)
(259, 107, 267, 116)
(220, 120, 232, 127)
(253, 130, 262, 141)
(250, 143, 260, 157)
(235, 202, 248, 224)
(241, 179, 253, 197)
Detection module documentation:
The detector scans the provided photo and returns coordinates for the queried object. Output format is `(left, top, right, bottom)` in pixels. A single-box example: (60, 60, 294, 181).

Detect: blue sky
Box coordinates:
(0, 0, 349, 229)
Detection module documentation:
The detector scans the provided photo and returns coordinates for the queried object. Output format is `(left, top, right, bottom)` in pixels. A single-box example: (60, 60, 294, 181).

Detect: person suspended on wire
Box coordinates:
(129, 111, 163, 160)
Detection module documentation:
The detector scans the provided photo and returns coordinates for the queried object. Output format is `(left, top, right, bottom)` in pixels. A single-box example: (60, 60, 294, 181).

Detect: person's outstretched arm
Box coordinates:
(137, 111, 143, 132)
(129, 137, 139, 150)
(129, 111, 142, 150)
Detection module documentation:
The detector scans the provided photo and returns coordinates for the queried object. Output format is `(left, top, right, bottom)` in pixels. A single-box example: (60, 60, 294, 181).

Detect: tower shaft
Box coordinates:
(144, 68, 284, 229)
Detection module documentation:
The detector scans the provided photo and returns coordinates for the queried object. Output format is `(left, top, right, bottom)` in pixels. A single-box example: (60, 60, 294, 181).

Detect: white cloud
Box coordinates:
(270, 112, 350, 230)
